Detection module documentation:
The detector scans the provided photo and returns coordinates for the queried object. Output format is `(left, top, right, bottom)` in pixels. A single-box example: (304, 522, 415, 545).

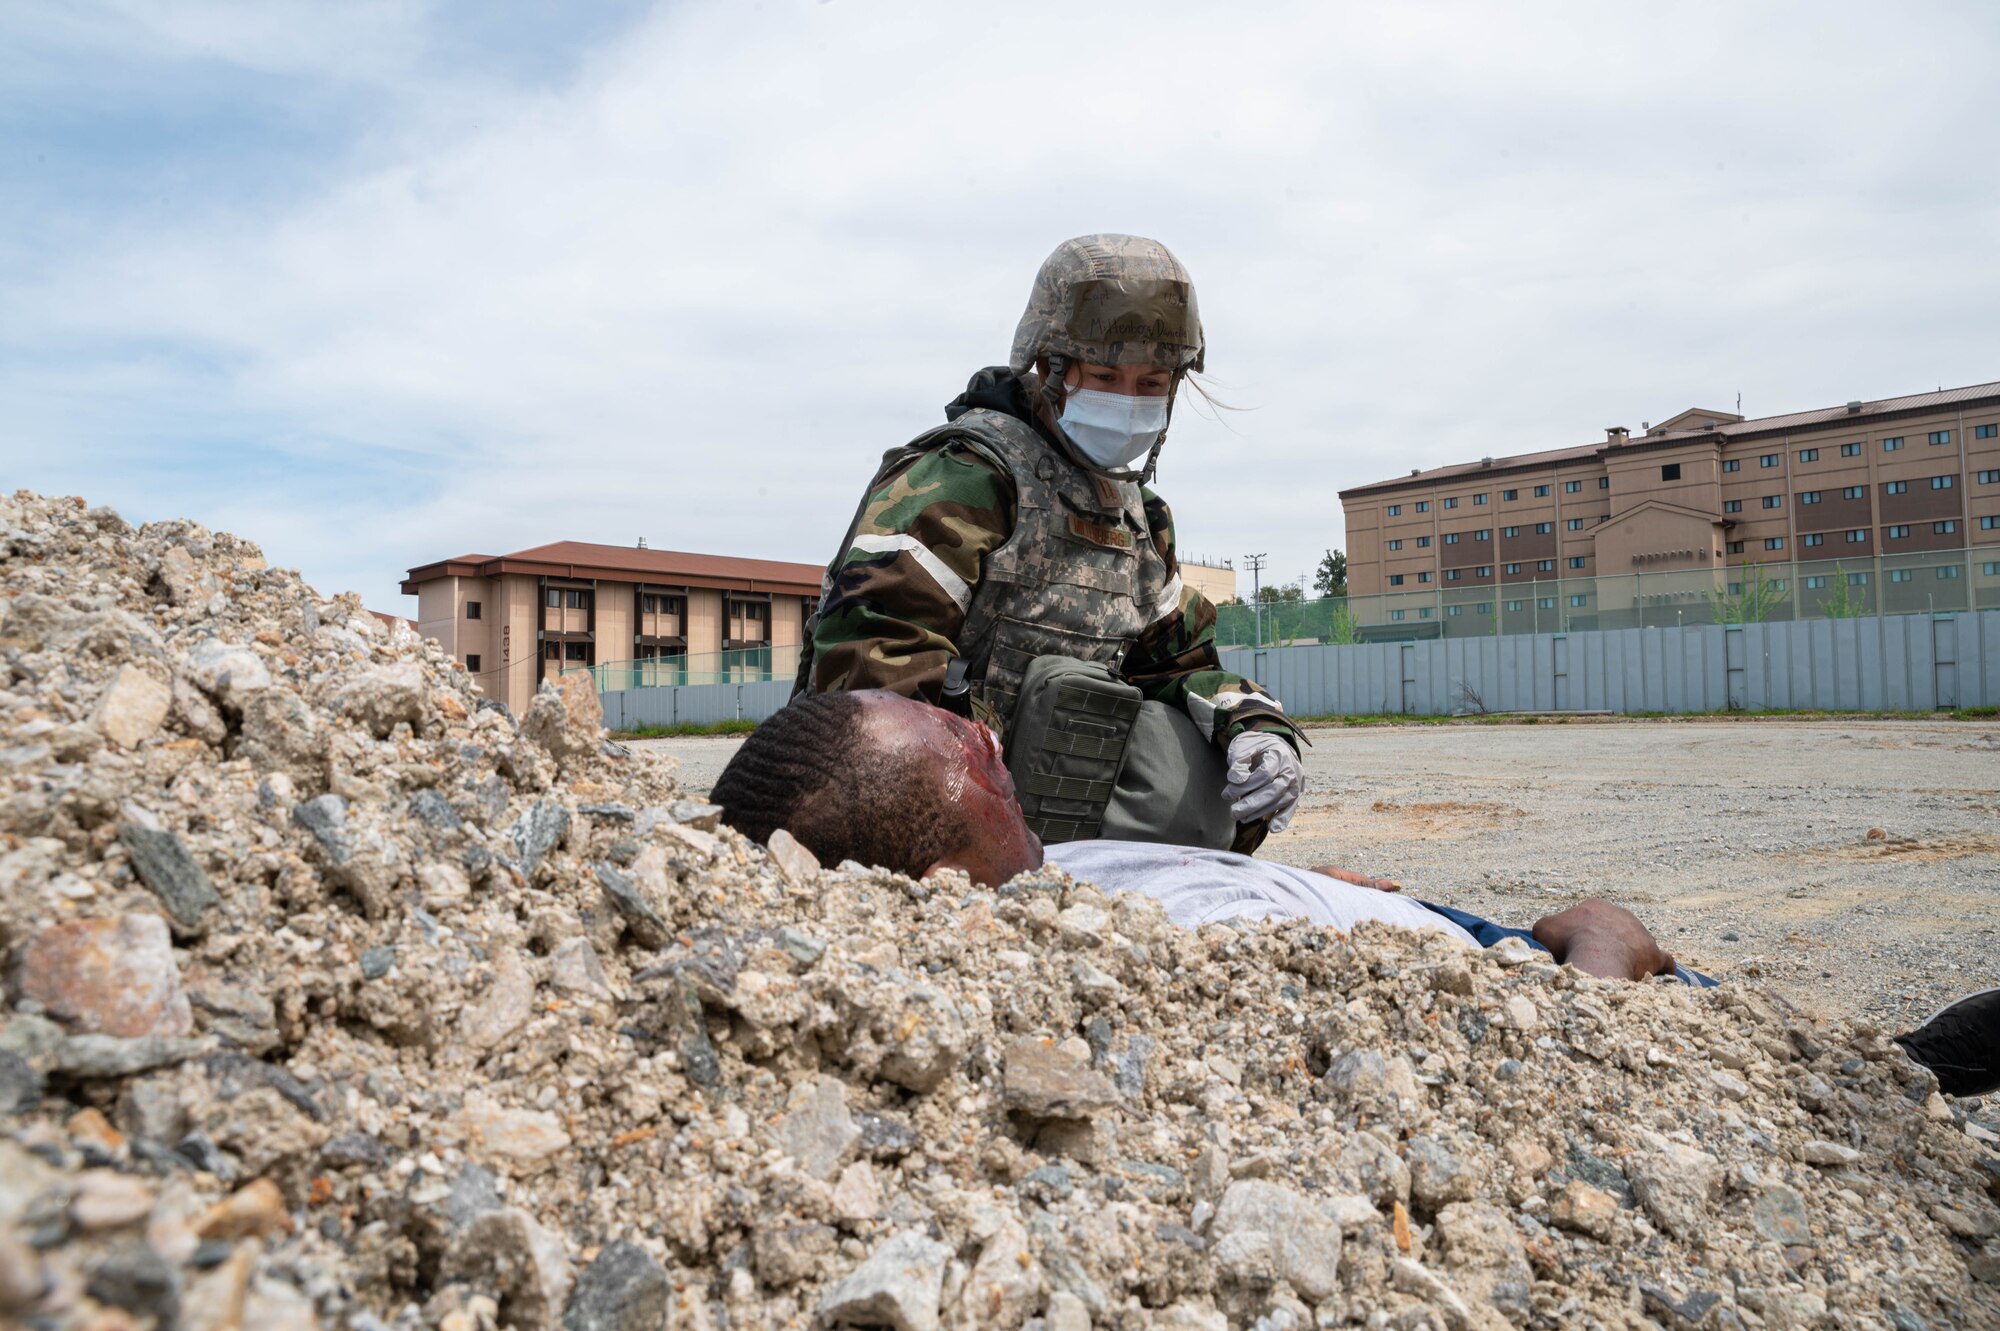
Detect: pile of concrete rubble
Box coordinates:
(1, 489, 1996, 1331)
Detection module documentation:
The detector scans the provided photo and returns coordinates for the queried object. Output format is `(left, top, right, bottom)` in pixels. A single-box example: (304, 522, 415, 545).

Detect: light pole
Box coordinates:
(1244, 552, 1268, 648)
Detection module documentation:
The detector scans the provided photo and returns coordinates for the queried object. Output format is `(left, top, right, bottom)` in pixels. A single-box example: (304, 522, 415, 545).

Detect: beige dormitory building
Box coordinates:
(1340, 381, 2000, 630)
(403, 538, 1244, 712)
(403, 541, 824, 716)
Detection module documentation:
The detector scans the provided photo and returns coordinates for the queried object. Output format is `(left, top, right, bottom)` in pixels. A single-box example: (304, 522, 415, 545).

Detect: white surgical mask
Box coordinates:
(1058, 387, 1168, 471)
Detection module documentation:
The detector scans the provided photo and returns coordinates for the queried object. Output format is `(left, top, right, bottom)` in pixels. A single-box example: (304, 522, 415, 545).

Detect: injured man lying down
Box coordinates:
(708, 690, 1997, 1095)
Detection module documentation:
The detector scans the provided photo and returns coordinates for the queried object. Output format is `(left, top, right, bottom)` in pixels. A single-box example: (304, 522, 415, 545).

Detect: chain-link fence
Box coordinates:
(1217, 544, 2000, 647)
(586, 644, 801, 691)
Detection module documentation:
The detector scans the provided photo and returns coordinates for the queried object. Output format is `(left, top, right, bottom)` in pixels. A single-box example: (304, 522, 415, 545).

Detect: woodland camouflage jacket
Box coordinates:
(805, 369, 1301, 752)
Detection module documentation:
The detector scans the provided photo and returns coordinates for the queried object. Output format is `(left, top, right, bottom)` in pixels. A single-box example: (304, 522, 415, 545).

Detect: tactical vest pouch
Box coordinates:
(1003, 655, 1236, 851)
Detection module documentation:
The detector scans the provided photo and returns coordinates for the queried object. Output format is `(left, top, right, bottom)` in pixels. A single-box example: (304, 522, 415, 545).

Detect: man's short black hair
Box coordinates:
(710, 691, 957, 876)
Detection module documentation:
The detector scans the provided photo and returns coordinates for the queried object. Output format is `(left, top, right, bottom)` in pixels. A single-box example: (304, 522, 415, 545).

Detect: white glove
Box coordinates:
(1223, 732, 1305, 833)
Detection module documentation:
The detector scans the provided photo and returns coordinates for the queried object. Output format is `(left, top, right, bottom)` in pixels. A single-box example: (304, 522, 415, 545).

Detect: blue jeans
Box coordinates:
(1416, 899, 1718, 988)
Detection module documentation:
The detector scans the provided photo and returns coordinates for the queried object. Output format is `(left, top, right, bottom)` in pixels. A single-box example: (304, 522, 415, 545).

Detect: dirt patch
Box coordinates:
(1787, 834, 2000, 863)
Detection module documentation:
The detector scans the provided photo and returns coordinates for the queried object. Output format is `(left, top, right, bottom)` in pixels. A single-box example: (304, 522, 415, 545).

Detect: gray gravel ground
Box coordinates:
(633, 717, 2000, 1031)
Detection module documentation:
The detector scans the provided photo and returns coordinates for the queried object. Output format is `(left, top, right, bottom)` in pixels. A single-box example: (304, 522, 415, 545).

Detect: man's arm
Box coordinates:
(809, 444, 1014, 703)
(1122, 488, 1306, 752)
(1530, 899, 1675, 981)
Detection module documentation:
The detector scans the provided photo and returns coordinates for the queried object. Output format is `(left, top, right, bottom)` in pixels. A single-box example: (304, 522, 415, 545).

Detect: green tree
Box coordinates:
(1821, 564, 1869, 619)
(1314, 549, 1348, 599)
(1326, 600, 1358, 645)
(1703, 561, 1791, 625)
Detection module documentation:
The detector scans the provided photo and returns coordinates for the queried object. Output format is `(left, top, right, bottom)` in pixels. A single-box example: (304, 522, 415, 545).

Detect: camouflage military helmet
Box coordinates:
(1008, 234, 1205, 376)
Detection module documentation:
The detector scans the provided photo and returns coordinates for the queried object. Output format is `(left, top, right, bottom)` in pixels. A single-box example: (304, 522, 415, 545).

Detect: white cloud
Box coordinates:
(5, 0, 1997, 608)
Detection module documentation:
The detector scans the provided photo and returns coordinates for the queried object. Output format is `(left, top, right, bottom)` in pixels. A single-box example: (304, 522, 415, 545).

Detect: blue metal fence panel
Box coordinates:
(609, 611, 2000, 729)
(1206, 610, 1999, 718)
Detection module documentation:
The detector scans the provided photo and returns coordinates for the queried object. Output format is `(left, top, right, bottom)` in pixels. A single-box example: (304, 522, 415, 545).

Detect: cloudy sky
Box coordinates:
(6, 1, 1996, 609)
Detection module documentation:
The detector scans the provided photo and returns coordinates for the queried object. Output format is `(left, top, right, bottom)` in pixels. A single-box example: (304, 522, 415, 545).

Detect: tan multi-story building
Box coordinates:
(1340, 381, 2000, 630)
(1181, 559, 1239, 606)
(402, 541, 823, 715)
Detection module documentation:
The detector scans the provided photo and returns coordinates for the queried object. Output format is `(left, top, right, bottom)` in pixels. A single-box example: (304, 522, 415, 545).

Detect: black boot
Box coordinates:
(1896, 987, 2000, 1099)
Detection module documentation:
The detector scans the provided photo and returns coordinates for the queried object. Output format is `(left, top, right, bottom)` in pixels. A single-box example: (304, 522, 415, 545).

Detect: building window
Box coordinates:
(1761, 495, 1783, 509)
(1447, 605, 1463, 617)
(1929, 431, 1951, 445)
(1981, 471, 2000, 485)
(1418, 607, 1433, 619)
(1727, 540, 1745, 554)
(1891, 569, 1913, 583)
(1802, 533, 1824, 547)
(1416, 501, 1430, 512)
(1934, 520, 1958, 534)
(1983, 516, 2000, 530)
(1569, 594, 1587, 607)
(545, 588, 561, 608)
(1537, 559, 1555, 571)
(1887, 525, 1911, 539)
(1534, 521, 1553, 534)
(1388, 539, 1403, 551)
(1568, 556, 1586, 569)
(1848, 572, 1870, 586)
(1760, 454, 1780, 468)
(1931, 475, 1955, 489)
(1799, 491, 1821, 504)
(1418, 572, 1432, 583)
(1841, 442, 1862, 457)
(1883, 437, 1904, 451)
(1506, 599, 1524, 612)
(1505, 562, 1521, 574)
(1976, 424, 1998, 439)
(1417, 536, 1431, 547)
(1539, 597, 1555, 609)
(1444, 532, 1460, 545)
(1446, 569, 1462, 581)
(1598, 476, 1610, 489)
(1723, 500, 1743, 513)
(1473, 493, 1488, 505)
(566, 590, 589, 609)
(1502, 489, 1518, 501)
(1805, 576, 1828, 589)
(566, 641, 590, 661)
(1534, 484, 1550, 497)
(1798, 448, 1819, 463)
(1723, 459, 1741, 473)
(1764, 537, 1785, 550)
(465, 601, 482, 620)
(1885, 480, 1908, 495)
(1503, 525, 1521, 538)
(1473, 528, 1491, 540)
(1986, 563, 2000, 576)
(1660, 464, 1681, 482)
(1388, 574, 1405, 586)
(1567, 518, 1584, 530)
(1565, 480, 1582, 493)
(1842, 485, 1865, 499)
(465, 653, 481, 672)
(1443, 497, 1458, 509)
(1387, 505, 1401, 516)
(1476, 566, 1493, 577)
(1390, 609, 1406, 621)
(1477, 603, 1493, 615)
(1938, 566, 1961, 580)
(1846, 529, 1867, 543)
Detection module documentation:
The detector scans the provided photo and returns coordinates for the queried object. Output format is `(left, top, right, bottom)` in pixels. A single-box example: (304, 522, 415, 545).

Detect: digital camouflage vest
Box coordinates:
(803, 407, 1181, 729)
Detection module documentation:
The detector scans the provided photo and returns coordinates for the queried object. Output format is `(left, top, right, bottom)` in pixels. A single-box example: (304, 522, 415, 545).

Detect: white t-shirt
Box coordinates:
(1042, 840, 1477, 947)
